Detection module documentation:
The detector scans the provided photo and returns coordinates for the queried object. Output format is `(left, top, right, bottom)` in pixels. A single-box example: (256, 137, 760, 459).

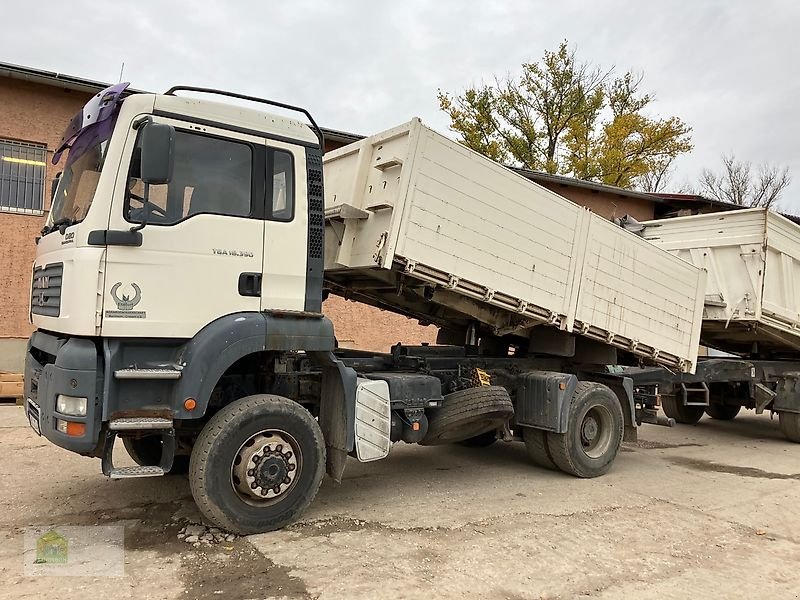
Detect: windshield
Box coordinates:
(44, 82, 128, 233)
(50, 139, 109, 225)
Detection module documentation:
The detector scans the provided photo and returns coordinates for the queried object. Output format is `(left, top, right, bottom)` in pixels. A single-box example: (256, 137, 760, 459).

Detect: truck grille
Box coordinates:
(31, 262, 63, 317)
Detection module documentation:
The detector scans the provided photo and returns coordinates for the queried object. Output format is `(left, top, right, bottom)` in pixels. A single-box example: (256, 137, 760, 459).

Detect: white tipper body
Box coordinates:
(642, 208, 800, 355)
(323, 118, 706, 373)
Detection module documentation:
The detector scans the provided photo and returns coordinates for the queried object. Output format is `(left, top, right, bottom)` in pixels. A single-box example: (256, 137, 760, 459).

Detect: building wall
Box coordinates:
(536, 182, 656, 222)
(0, 79, 91, 370)
(323, 295, 438, 351)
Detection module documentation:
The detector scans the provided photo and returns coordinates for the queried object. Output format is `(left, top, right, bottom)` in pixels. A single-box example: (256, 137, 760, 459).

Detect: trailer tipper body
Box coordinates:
(23, 85, 707, 534)
(629, 208, 800, 441)
(642, 208, 800, 356)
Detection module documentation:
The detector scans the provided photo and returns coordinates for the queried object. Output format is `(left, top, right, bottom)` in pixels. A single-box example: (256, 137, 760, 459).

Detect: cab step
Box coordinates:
(109, 465, 165, 479)
(114, 368, 182, 380)
(109, 417, 173, 430)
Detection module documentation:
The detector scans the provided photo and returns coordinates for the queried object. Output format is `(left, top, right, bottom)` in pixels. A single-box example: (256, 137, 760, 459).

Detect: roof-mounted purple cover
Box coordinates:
(52, 82, 130, 166)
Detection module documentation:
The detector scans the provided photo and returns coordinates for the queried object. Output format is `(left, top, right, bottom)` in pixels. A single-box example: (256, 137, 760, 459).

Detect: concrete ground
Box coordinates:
(1, 403, 798, 599)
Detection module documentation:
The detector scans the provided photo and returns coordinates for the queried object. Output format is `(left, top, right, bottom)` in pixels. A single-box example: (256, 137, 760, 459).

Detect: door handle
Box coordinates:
(238, 272, 262, 297)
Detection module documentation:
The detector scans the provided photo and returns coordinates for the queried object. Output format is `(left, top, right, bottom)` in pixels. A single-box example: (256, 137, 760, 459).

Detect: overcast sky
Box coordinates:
(4, 1, 799, 208)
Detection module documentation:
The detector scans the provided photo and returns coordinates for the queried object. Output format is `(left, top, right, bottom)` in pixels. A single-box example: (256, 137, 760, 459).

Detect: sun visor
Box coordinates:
(52, 82, 130, 166)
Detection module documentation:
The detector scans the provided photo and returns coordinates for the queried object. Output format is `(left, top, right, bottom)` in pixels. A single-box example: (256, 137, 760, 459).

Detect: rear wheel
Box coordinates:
(661, 395, 705, 425)
(547, 382, 624, 478)
(779, 412, 800, 443)
(420, 386, 513, 445)
(705, 404, 741, 421)
(123, 435, 190, 474)
(189, 394, 325, 534)
(522, 428, 557, 470)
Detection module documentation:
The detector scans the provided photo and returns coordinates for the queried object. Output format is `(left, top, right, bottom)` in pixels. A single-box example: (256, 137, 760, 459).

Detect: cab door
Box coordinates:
(260, 142, 308, 312)
(101, 117, 266, 339)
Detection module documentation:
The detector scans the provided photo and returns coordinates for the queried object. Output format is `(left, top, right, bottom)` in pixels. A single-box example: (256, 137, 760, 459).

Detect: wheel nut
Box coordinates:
(253, 455, 261, 463)
(276, 444, 283, 452)
(250, 482, 257, 489)
(288, 464, 296, 471)
(247, 469, 254, 476)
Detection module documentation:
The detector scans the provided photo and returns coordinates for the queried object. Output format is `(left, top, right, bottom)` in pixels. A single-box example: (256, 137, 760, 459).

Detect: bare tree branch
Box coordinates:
(699, 154, 791, 209)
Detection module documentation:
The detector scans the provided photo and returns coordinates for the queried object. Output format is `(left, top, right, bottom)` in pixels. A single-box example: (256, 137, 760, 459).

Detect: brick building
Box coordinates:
(0, 61, 731, 372)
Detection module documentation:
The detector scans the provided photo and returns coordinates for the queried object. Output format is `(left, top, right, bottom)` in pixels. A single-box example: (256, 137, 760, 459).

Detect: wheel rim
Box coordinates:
(231, 429, 302, 506)
(579, 405, 614, 459)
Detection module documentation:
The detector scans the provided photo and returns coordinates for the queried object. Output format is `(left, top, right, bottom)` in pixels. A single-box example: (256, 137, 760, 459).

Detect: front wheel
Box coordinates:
(189, 395, 326, 535)
(546, 382, 624, 478)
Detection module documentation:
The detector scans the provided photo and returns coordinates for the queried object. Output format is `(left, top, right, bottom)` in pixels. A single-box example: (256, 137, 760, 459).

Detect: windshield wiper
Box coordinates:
(41, 217, 76, 236)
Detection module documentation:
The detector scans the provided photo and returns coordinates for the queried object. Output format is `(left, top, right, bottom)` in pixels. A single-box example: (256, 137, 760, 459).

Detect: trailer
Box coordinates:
(23, 87, 708, 534)
(628, 208, 800, 441)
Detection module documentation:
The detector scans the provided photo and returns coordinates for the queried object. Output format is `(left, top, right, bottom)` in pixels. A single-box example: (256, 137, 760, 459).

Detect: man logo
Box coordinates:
(110, 282, 142, 311)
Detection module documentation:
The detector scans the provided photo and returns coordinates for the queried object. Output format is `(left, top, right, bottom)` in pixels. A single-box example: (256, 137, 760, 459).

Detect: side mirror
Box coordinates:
(51, 172, 62, 202)
(139, 122, 175, 185)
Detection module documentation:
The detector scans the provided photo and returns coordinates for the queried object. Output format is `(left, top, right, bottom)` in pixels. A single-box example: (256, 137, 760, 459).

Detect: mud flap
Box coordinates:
(354, 378, 391, 462)
(312, 352, 357, 482)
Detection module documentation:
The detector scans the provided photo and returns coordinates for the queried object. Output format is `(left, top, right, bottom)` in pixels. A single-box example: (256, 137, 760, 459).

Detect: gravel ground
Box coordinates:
(1, 403, 798, 599)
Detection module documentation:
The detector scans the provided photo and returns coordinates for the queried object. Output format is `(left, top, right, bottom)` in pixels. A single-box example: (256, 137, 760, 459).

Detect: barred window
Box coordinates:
(0, 139, 47, 214)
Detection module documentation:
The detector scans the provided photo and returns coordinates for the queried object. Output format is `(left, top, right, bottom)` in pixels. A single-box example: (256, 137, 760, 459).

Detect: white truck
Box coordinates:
(25, 84, 705, 534)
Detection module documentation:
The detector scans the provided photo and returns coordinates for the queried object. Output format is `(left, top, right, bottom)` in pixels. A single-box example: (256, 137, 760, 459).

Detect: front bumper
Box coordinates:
(25, 331, 101, 454)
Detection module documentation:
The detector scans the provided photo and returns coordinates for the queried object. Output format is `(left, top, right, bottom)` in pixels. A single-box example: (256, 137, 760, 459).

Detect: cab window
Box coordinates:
(126, 130, 253, 225)
(269, 149, 294, 222)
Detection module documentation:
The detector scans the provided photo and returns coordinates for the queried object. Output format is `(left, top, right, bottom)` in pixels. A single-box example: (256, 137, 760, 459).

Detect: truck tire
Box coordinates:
(123, 436, 190, 474)
(661, 395, 705, 424)
(705, 404, 741, 421)
(420, 386, 513, 446)
(458, 431, 498, 447)
(522, 428, 557, 470)
(546, 382, 623, 478)
(189, 394, 325, 535)
(779, 412, 800, 443)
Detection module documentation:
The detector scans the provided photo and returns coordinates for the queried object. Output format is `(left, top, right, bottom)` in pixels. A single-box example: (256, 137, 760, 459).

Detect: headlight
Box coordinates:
(56, 395, 87, 417)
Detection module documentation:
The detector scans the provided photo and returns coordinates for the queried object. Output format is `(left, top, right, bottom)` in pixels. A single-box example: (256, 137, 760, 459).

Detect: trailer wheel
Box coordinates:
(705, 404, 741, 421)
(420, 386, 513, 445)
(779, 412, 800, 443)
(189, 394, 325, 535)
(123, 436, 190, 474)
(546, 382, 623, 478)
(661, 395, 705, 424)
(522, 428, 557, 470)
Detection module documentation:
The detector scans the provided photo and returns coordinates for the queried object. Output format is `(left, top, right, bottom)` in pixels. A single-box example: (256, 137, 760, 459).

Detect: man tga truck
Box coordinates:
(25, 83, 706, 534)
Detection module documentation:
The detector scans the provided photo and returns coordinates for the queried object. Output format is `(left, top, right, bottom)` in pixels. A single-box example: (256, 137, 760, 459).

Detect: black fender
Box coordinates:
(171, 311, 335, 418)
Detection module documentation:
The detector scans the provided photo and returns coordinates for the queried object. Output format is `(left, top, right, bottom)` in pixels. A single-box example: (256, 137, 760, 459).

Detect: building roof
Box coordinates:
(0, 61, 145, 95)
(510, 167, 666, 204)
